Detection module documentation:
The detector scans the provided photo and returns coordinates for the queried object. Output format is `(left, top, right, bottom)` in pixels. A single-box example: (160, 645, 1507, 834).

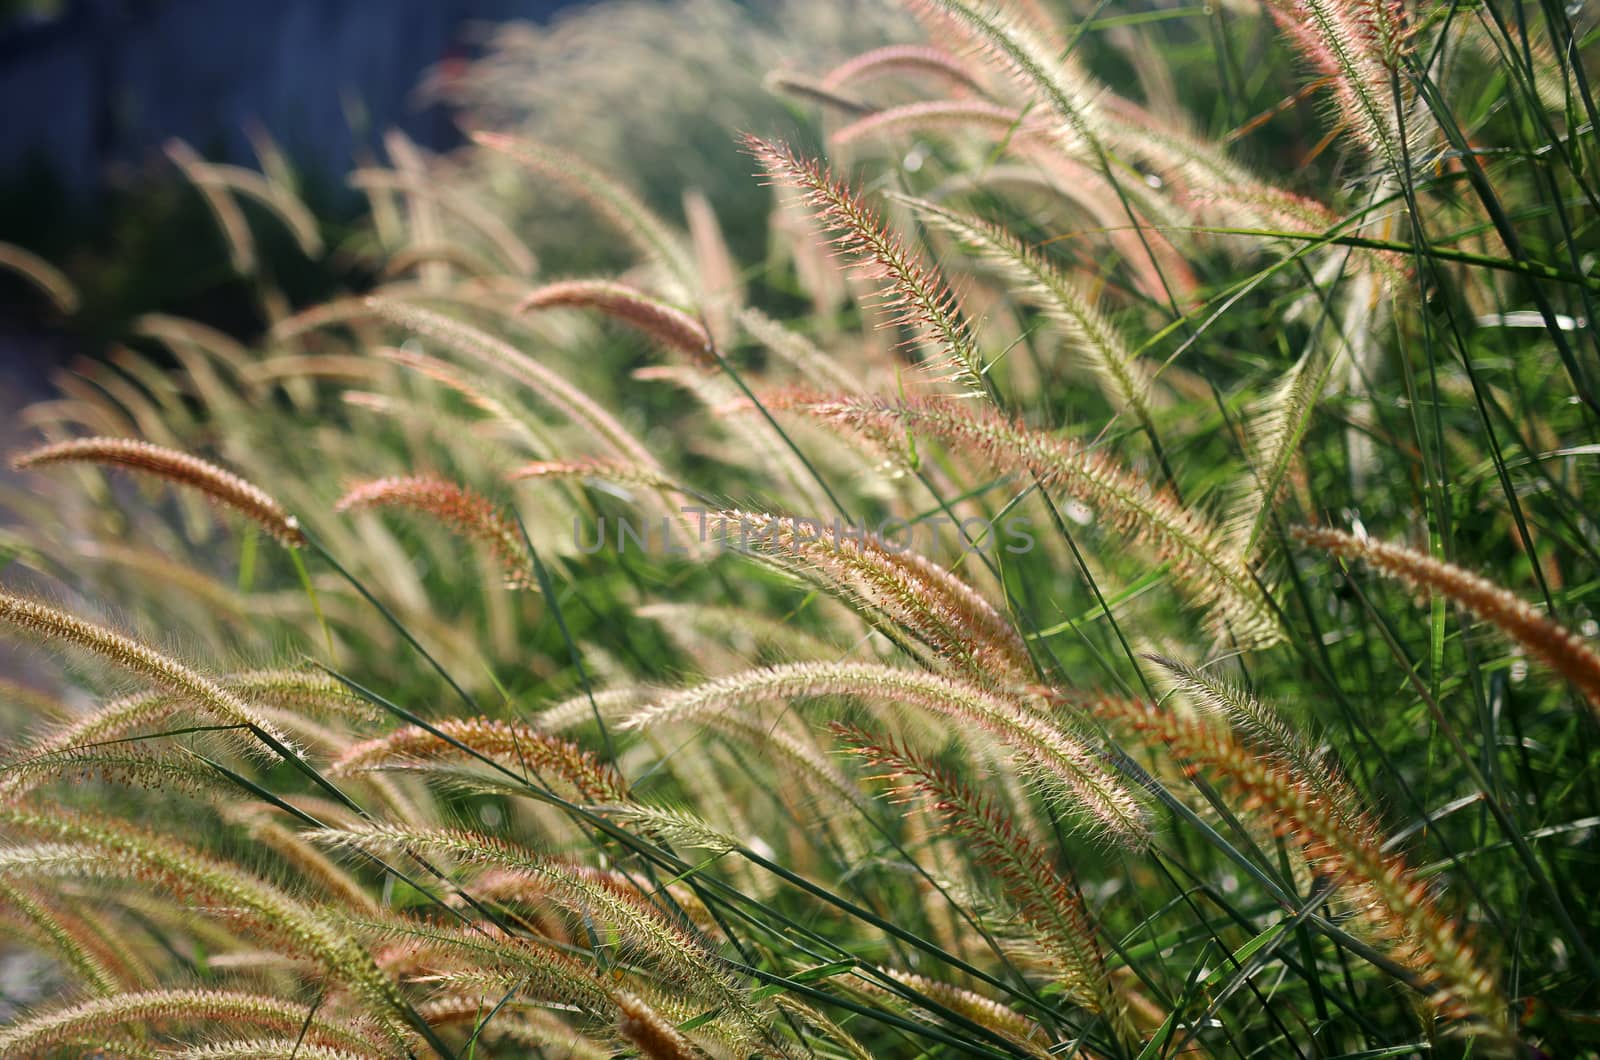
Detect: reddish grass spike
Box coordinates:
(779, 393, 1281, 646)
(831, 99, 1037, 148)
(1295, 526, 1600, 713)
(330, 717, 627, 803)
(834, 722, 1118, 1021)
(1259, 0, 1412, 170)
(517, 279, 713, 365)
(1087, 694, 1510, 1041)
(819, 44, 985, 94)
(614, 990, 700, 1060)
(744, 135, 987, 395)
(334, 474, 533, 589)
(12, 436, 303, 546)
(506, 458, 678, 492)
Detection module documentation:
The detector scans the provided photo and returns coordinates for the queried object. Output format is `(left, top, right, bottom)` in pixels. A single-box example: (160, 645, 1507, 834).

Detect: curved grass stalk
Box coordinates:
(875, 969, 1053, 1058)
(772, 994, 876, 1060)
(601, 802, 740, 856)
(747, 136, 990, 397)
(831, 99, 1042, 148)
(517, 278, 712, 364)
(1262, 0, 1412, 172)
(220, 804, 382, 916)
(838, 724, 1122, 1030)
(702, 710, 877, 833)
(0, 241, 79, 314)
(364, 297, 663, 473)
(736, 307, 863, 394)
(506, 458, 681, 493)
(335, 475, 535, 590)
(935, 147, 1199, 303)
(0, 880, 123, 997)
(0, 594, 299, 766)
(313, 823, 785, 1054)
(166, 140, 257, 275)
(624, 660, 1147, 844)
(912, 0, 1104, 151)
(683, 187, 742, 348)
(791, 396, 1282, 646)
(380, 241, 504, 279)
(415, 995, 609, 1058)
(1, 668, 374, 802)
(1295, 526, 1600, 712)
(535, 685, 653, 733)
(330, 717, 627, 803)
(820, 44, 986, 94)
(183, 160, 325, 258)
(638, 600, 843, 662)
(635, 363, 837, 517)
(241, 354, 388, 388)
(900, 194, 1157, 427)
(12, 437, 304, 546)
(1089, 694, 1510, 1045)
(0, 989, 389, 1057)
(703, 508, 1033, 683)
(614, 989, 700, 1060)
(374, 346, 551, 455)
(348, 167, 536, 276)
(0, 809, 415, 1047)
(384, 131, 452, 291)
(1227, 337, 1341, 561)
(166, 1039, 382, 1060)
(1144, 653, 1369, 839)
(1, 746, 235, 802)
(351, 919, 616, 1014)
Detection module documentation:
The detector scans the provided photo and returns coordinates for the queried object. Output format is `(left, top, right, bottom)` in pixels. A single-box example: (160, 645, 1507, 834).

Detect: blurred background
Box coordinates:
(0, 1, 585, 198)
(0, 0, 898, 385)
(0, 0, 903, 540)
(0, 0, 582, 403)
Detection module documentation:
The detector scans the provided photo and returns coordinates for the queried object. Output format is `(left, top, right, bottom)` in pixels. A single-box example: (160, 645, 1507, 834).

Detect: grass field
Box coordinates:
(1, 0, 1598, 1056)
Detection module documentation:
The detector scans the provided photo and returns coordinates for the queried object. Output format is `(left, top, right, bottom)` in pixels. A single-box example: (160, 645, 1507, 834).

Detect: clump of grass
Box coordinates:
(1, 0, 1597, 1056)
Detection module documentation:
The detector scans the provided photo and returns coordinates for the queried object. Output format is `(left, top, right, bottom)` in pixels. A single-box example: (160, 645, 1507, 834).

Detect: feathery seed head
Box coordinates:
(785, 395, 1283, 647)
(819, 44, 986, 94)
(507, 458, 681, 493)
(0, 593, 300, 764)
(702, 507, 1034, 682)
(12, 437, 303, 545)
(626, 660, 1147, 844)
(331, 717, 627, 803)
(837, 723, 1117, 1015)
(1088, 693, 1510, 1040)
(746, 135, 990, 395)
(1295, 526, 1600, 712)
(335, 475, 534, 589)
(517, 279, 714, 365)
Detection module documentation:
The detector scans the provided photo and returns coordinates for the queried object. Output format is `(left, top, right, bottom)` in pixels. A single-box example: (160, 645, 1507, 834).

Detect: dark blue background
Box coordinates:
(0, 0, 582, 198)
